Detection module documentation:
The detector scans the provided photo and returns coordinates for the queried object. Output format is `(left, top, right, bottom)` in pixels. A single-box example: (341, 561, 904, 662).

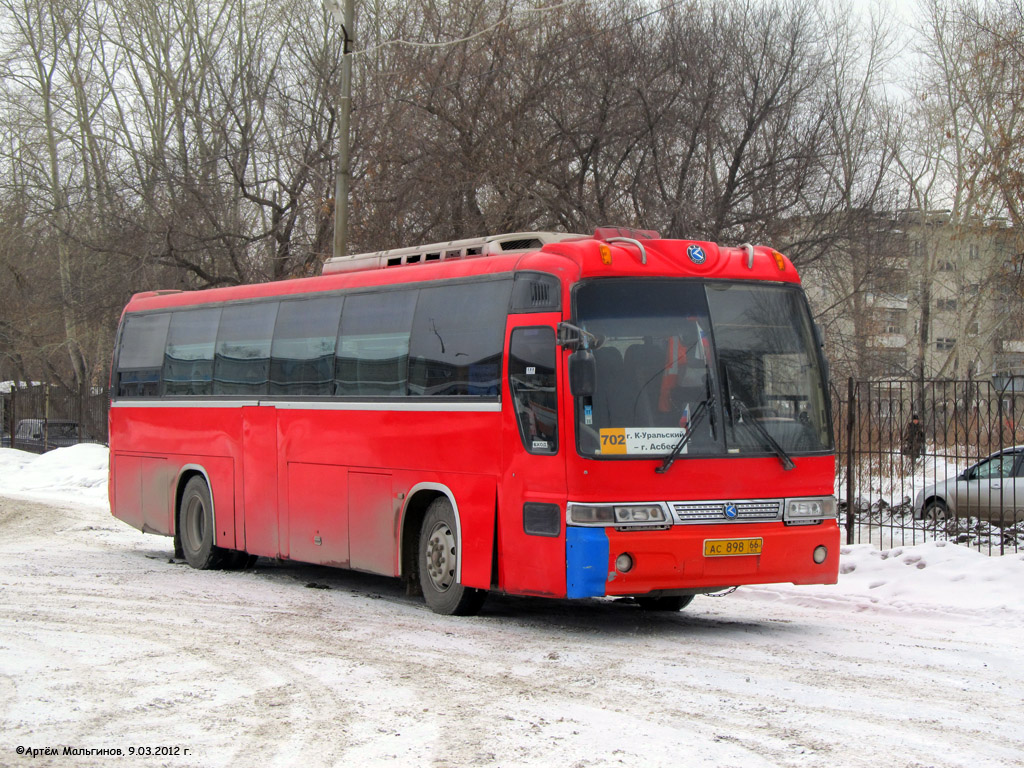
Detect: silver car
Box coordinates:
(915, 447, 1024, 524)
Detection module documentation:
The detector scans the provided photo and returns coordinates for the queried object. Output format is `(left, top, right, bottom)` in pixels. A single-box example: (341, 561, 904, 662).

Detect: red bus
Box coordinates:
(109, 228, 839, 615)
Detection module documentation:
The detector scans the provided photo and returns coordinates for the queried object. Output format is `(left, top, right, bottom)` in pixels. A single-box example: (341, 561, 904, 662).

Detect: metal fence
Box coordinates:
(1, 383, 108, 451)
(3, 377, 1021, 554)
(834, 377, 1024, 554)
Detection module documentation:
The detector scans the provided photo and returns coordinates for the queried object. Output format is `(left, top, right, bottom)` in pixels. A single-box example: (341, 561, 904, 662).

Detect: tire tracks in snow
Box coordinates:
(2, 495, 1023, 768)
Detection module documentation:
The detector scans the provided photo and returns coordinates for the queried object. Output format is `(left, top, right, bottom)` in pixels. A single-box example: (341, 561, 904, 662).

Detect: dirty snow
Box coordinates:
(1, 445, 1023, 767)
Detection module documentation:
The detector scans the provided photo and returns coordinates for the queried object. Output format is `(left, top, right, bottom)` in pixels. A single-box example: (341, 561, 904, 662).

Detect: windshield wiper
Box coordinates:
(730, 397, 795, 471)
(656, 396, 713, 474)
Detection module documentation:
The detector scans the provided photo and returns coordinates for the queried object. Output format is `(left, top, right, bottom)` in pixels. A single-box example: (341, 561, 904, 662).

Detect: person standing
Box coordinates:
(902, 413, 926, 471)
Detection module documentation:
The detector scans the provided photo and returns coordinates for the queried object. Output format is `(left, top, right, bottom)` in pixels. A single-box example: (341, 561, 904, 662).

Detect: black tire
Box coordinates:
(179, 476, 226, 570)
(418, 497, 487, 616)
(635, 595, 695, 612)
(922, 499, 949, 522)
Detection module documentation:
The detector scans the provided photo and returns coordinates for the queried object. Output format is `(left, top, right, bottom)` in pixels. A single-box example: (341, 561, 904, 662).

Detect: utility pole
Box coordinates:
(325, 0, 354, 260)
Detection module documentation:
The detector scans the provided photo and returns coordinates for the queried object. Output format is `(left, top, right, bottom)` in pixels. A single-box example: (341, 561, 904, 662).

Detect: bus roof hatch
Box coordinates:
(321, 231, 584, 275)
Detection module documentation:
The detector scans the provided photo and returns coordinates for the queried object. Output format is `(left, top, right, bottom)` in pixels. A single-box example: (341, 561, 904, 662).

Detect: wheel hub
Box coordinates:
(425, 522, 456, 592)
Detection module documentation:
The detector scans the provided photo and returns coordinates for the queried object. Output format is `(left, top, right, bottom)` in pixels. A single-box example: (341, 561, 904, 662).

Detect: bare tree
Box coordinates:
(0, 0, 128, 387)
(0, 0, 941, 388)
(889, 0, 1024, 380)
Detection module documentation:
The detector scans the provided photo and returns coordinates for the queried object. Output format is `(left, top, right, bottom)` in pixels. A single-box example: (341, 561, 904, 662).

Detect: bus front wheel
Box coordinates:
(417, 498, 486, 616)
(179, 476, 226, 570)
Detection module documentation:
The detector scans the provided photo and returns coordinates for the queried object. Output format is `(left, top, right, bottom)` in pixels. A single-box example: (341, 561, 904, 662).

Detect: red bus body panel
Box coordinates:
(109, 235, 839, 602)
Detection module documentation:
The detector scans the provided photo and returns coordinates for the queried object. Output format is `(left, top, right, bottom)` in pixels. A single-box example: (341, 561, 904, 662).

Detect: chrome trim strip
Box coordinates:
(112, 399, 501, 412)
(111, 400, 259, 408)
(401, 483, 464, 583)
(272, 401, 500, 412)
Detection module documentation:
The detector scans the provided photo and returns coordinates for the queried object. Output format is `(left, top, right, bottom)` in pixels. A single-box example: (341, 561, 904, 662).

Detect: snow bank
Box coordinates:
(0, 444, 108, 507)
(746, 540, 1024, 618)
(837, 541, 1024, 610)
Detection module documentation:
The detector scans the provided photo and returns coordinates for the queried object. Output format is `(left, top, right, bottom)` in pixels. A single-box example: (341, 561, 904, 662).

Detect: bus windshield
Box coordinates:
(574, 279, 832, 459)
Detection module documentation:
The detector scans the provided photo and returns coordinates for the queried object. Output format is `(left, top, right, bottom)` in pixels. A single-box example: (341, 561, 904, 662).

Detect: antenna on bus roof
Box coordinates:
(321, 231, 584, 275)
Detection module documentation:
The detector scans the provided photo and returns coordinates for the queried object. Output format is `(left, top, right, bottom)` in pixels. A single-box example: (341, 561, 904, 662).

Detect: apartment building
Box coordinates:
(804, 210, 1023, 384)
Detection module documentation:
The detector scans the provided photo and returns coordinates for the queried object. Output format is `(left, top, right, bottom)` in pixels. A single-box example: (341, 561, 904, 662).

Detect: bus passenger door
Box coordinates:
(241, 405, 279, 557)
(497, 323, 569, 597)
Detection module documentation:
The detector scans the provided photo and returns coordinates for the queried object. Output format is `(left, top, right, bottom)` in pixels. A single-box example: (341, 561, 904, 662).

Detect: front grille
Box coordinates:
(670, 499, 782, 524)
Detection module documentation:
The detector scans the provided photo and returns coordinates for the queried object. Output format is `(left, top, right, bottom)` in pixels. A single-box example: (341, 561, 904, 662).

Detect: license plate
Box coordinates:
(703, 538, 763, 557)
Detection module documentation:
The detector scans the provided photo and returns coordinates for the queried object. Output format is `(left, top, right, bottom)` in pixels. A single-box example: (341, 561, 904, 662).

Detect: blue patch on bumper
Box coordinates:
(566, 527, 609, 598)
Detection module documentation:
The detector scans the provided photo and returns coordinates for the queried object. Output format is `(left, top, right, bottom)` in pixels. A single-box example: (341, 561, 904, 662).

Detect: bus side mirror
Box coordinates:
(569, 349, 596, 397)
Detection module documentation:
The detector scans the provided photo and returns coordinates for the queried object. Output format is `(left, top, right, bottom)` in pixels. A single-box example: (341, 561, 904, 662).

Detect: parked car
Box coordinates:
(1, 429, 9, 448)
(11, 419, 88, 454)
(914, 446, 1024, 525)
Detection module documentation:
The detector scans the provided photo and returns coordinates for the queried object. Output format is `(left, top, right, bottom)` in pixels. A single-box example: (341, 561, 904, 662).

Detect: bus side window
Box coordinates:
(336, 291, 416, 396)
(270, 296, 343, 396)
(213, 302, 279, 396)
(509, 327, 557, 455)
(116, 312, 171, 397)
(409, 281, 511, 397)
(163, 308, 222, 396)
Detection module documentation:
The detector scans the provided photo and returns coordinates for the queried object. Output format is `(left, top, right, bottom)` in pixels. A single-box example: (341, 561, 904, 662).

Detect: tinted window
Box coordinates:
(214, 302, 279, 395)
(270, 296, 343, 395)
(509, 327, 558, 454)
(117, 312, 171, 397)
(336, 291, 416, 396)
(163, 308, 222, 396)
(574, 280, 718, 456)
(573, 279, 831, 458)
(409, 281, 511, 396)
(707, 283, 831, 452)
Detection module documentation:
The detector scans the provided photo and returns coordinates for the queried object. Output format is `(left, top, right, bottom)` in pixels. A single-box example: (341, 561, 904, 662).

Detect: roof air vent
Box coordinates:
(500, 238, 543, 251)
(511, 273, 561, 313)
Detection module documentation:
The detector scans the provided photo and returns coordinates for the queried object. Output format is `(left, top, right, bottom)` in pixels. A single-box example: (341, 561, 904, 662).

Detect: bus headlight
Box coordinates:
(613, 505, 666, 524)
(568, 505, 614, 524)
(784, 496, 837, 525)
(568, 503, 668, 527)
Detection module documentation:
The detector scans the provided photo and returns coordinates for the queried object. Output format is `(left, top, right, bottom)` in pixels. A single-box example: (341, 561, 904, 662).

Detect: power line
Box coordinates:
(353, 0, 689, 111)
(353, 0, 586, 56)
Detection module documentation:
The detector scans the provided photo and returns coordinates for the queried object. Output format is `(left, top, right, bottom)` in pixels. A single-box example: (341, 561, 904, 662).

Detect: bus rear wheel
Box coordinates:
(179, 476, 226, 570)
(635, 595, 694, 611)
(418, 498, 486, 616)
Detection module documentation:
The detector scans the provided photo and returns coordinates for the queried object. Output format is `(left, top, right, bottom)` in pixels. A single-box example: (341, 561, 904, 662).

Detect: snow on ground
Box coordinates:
(0, 444, 108, 506)
(835, 448, 1024, 552)
(2, 446, 1024, 768)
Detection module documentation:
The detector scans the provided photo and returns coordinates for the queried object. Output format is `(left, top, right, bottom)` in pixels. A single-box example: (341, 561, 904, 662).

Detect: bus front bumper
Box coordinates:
(565, 521, 840, 598)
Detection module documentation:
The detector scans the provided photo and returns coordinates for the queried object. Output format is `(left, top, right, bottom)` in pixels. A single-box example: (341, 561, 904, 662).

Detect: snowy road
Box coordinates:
(1, 491, 1022, 768)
